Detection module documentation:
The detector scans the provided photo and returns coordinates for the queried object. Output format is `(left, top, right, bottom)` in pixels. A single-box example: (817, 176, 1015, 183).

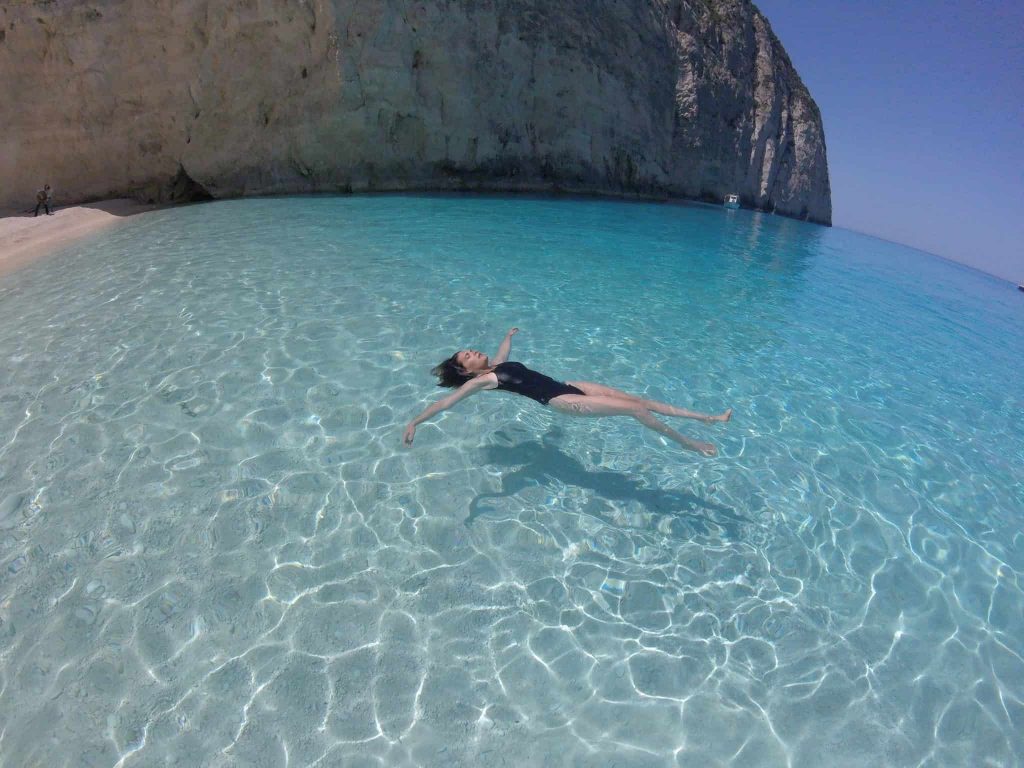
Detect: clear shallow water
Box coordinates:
(0, 195, 1021, 768)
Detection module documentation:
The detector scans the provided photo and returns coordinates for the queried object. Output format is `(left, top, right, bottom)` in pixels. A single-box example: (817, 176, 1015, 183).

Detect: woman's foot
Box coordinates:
(697, 442, 717, 457)
(702, 408, 732, 424)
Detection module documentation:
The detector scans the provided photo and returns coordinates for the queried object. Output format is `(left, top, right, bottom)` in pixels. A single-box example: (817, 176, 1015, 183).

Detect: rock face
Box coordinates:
(0, 0, 831, 223)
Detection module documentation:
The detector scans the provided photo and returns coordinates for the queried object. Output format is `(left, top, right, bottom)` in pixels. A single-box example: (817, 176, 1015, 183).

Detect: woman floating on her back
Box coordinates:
(403, 328, 731, 456)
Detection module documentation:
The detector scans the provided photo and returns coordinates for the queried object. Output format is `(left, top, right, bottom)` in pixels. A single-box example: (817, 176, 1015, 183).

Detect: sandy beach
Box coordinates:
(0, 199, 159, 278)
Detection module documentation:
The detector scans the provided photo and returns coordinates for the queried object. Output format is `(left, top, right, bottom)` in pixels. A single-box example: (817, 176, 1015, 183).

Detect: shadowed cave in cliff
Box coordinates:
(166, 165, 213, 204)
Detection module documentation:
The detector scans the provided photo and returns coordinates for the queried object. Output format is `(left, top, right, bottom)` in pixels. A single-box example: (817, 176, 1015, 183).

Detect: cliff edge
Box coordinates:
(0, 0, 831, 223)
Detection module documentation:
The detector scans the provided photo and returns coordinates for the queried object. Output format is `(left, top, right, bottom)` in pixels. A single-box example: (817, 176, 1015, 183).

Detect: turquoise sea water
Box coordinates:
(0, 196, 1021, 767)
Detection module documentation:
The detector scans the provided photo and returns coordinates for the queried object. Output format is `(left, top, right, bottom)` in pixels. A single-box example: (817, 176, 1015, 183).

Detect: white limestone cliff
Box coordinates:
(0, 0, 831, 223)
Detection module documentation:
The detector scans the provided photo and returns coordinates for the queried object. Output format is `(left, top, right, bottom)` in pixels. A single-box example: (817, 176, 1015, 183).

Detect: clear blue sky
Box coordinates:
(755, 0, 1023, 282)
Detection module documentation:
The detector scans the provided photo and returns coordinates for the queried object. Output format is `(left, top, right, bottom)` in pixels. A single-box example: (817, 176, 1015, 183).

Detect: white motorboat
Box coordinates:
(724, 193, 740, 210)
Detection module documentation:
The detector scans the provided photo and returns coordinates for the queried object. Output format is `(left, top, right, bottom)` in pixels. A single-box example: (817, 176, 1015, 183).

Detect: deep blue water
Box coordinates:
(0, 196, 1021, 767)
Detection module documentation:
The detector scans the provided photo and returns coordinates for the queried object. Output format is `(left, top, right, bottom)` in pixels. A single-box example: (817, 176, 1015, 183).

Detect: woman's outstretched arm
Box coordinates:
(491, 327, 519, 365)
(403, 376, 494, 445)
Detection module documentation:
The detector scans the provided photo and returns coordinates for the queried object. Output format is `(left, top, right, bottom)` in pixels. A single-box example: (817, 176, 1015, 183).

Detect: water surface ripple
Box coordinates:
(0, 196, 1021, 767)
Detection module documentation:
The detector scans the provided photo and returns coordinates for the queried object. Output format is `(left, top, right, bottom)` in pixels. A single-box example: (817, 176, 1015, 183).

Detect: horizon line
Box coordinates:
(831, 224, 1018, 286)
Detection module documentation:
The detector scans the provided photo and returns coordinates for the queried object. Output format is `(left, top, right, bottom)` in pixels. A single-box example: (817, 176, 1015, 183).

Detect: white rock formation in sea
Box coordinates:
(0, 0, 831, 223)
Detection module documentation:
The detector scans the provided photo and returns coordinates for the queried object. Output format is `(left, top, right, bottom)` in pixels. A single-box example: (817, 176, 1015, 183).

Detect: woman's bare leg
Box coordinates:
(566, 381, 732, 423)
(549, 394, 717, 456)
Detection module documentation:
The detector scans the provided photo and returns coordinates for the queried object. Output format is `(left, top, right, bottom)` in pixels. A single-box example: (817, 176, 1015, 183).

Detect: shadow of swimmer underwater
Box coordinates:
(465, 428, 751, 531)
(402, 327, 733, 456)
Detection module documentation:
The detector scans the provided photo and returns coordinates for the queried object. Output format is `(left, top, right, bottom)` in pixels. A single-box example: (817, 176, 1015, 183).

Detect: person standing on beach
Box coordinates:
(33, 184, 53, 216)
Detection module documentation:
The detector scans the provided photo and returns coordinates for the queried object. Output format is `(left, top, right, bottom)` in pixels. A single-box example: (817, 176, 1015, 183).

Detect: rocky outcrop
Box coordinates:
(0, 0, 831, 223)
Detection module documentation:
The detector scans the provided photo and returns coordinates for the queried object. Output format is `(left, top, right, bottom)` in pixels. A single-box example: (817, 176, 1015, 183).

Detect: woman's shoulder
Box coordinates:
(476, 370, 500, 389)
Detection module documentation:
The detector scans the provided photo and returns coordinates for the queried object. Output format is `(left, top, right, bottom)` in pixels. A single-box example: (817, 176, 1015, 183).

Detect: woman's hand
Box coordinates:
(507, 327, 519, 337)
(403, 422, 416, 446)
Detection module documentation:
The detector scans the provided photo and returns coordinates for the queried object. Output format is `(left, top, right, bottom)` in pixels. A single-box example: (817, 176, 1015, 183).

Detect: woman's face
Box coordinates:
(456, 349, 489, 373)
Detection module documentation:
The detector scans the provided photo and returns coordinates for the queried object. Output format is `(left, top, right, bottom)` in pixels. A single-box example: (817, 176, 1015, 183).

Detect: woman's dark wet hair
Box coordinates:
(431, 353, 471, 388)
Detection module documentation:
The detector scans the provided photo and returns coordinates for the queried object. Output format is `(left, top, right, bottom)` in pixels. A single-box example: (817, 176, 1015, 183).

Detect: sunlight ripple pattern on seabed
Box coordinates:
(0, 196, 1021, 767)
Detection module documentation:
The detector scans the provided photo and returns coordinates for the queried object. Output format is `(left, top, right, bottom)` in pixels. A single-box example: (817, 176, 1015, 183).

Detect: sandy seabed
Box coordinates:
(0, 199, 158, 277)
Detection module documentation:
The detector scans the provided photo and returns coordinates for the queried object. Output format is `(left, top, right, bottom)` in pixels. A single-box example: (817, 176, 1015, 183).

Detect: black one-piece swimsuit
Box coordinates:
(492, 361, 584, 405)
